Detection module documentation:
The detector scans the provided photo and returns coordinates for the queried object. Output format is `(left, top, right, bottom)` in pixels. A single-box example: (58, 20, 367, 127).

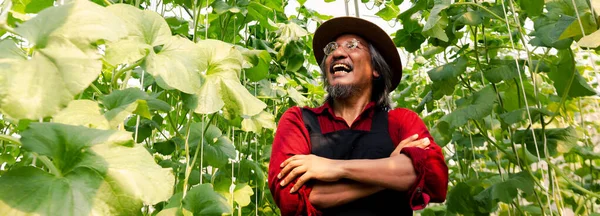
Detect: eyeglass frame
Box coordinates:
(323, 38, 365, 56)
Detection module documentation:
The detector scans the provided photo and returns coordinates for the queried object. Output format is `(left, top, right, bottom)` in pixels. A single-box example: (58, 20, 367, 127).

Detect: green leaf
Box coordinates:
(438, 86, 497, 130)
(474, 172, 534, 205)
(499, 107, 554, 125)
(446, 181, 479, 214)
(194, 39, 267, 116)
(0, 38, 101, 120)
(393, 18, 426, 52)
(107, 4, 204, 94)
(275, 22, 309, 44)
(287, 87, 309, 107)
(187, 122, 236, 168)
(548, 49, 597, 98)
(483, 60, 521, 83)
(0, 40, 26, 59)
(24, 0, 54, 13)
(456, 11, 483, 26)
(241, 111, 276, 133)
(513, 127, 579, 158)
(231, 183, 254, 207)
(530, 15, 574, 49)
(52, 99, 110, 129)
(102, 88, 170, 127)
(427, 56, 468, 97)
(154, 140, 176, 155)
(520, 0, 544, 17)
(423, 0, 450, 32)
(375, 1, 400, 21)
(15, 0, 126, 48)
(577, 29, 600, 48)
(557, 13, 598, 40)
(0, 123, 174, 215)
(238, 159, 266, 187)
(241, 48, 271, 82)
(247, 2, 277, 31)
(182, 184, 232, 215)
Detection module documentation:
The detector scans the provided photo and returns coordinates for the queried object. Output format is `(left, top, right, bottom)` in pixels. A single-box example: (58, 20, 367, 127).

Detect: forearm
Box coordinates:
(339, 154, 417, 191)
(309, 180, 383, 209)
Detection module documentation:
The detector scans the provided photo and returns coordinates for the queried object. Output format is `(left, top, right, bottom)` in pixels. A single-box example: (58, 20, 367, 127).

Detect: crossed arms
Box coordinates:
(267, 107, 448, 215)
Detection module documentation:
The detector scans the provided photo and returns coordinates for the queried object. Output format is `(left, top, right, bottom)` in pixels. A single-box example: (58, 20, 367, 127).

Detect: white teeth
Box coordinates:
(332, 64, 350, 72)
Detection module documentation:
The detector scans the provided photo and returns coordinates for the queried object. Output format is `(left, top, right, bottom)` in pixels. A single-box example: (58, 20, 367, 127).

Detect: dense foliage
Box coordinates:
(0, 0, 599, 215)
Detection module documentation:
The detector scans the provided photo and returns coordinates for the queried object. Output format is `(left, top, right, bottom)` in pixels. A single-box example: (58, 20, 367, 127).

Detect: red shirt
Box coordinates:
(268, 101, 449, 216)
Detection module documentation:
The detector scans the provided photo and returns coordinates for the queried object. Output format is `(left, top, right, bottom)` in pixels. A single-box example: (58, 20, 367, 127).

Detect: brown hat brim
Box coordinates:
(312, 16, 403, 91)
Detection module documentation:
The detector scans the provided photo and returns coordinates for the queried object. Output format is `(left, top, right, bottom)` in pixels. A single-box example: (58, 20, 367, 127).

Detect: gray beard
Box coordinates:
(326, 84, 361, 99)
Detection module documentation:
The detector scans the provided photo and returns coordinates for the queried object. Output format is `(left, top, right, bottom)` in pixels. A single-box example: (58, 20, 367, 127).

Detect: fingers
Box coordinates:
(398, 134, 419, 146)
(280, 165, 307, 187)
(280, 155, 305, 168)
(291, 174, 311, 193)
(278, 159, 301, 180)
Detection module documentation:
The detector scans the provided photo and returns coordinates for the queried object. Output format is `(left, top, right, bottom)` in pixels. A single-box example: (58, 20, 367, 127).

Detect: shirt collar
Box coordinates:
(306, 100, 377, 118)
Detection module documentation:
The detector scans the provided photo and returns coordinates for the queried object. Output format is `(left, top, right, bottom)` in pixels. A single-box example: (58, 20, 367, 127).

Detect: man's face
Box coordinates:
(323, 34, 377, 98)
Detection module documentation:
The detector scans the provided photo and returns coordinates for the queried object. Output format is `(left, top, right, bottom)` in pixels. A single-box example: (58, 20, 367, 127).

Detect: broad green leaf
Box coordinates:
(499, 107, 554, 125)
(456, 11, 483, 26)
(513, 127, 578, 158)
(239, 159, 266, 187)
(102, 88, 170, 127)
(275, 22, 309, 44)
(194, 39, 267, 116)
(557, 13, 598, 40)
(423, 15, 449, 42)
(0, 40, 26, 59)
(423, 0, 450, 32)
(0, 123, 174, 216)
(393, 18, 426, 52)
(0, 38, 101, 120)
(483, 61, 521, 83)
(520, 0, 544, 17)
(104, 37, 150, 66)
(107, 4, 170, 47)
(577, 29, 600, 48)
(188, 122, 236, 168)
(241, 48, 271, 82)
(446, 181, 479, 214)
(438, 86, 496, 130)
(15, 0, 126, 48)
(548, 49, 597, 98)
(52, 99, 110, 129)
(247, 2, 277, 31)
(287, 87, 309, 107)
(474, 172, 534, 205)
(427, 56, 468, 97)
(229, 183, 254, 207)
(107, 4, 204, 94)
(375, 1, 400, 21)
(241, 111, 276, 133)
(530, 15, 574, 49)
(182, 184, 232, 215)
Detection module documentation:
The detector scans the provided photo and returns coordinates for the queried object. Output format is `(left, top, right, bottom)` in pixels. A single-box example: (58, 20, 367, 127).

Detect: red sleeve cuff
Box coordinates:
(400, 147, 430, 210)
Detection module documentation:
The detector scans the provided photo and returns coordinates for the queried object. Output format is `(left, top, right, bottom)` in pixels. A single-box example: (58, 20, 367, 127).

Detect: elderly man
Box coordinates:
(268, 16, 448, 215)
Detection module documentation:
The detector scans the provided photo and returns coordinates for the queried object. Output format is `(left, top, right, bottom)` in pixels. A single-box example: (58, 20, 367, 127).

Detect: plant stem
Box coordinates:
(549, 163, 600, 199)
(452, 2, 517, 27)
(188, 113, 216, 185)
(0, 134, 21, 146)
(37, 155, 62, 177)
(111, 53, 148, 89)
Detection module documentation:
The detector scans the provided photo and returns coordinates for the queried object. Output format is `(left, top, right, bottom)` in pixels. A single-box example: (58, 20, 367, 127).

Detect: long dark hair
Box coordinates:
(319, 43, 393, 110)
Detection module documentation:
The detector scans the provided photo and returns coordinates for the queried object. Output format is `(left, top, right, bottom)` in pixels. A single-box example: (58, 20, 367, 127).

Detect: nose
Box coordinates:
(330, 45, 348, 61)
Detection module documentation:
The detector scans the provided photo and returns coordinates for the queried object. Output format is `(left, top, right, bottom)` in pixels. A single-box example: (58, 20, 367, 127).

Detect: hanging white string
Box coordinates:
(500, 0, 551, 211)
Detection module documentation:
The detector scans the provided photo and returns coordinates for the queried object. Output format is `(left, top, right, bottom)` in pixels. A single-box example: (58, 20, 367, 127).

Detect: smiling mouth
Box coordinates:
(331, 63, 353, 74)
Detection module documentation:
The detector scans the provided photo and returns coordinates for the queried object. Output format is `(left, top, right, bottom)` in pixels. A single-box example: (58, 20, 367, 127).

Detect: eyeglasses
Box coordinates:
(323, 38, 363, 56)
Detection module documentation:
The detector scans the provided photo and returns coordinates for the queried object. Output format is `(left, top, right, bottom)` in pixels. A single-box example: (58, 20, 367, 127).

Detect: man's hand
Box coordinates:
(390, 134, 430, 157)
(278, 154, 343, 193)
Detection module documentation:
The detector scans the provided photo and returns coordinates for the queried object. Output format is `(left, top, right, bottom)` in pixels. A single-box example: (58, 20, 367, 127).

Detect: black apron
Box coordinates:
(302, 108, 413, 215)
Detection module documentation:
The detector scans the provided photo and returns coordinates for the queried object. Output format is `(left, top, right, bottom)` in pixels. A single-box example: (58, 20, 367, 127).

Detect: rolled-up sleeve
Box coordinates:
(268, 107, 321, 216)
(389, 108, 449, 210)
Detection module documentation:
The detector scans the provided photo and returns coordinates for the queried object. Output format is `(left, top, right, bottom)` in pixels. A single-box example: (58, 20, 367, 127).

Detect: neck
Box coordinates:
(332, 88, 372, 127)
